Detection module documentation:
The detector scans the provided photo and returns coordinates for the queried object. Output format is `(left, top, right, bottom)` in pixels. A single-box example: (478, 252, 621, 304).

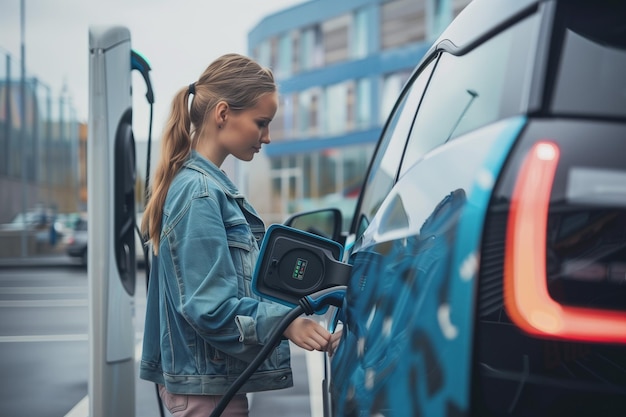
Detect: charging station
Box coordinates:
(88, 25, 137, 417)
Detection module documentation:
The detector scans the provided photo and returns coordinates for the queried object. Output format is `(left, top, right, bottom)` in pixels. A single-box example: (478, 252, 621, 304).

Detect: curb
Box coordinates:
(0, 255, 81, 269)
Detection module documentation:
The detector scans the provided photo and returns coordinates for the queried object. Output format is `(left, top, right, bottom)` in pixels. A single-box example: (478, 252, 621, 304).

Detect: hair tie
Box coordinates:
(188, 83, 196, 95)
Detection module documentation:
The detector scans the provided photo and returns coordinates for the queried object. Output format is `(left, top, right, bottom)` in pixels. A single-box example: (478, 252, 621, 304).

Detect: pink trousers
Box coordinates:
(158, 385, 249, 417)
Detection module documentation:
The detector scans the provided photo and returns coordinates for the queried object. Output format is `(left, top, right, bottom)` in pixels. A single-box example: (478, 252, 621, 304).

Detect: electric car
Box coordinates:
(271, 0, 626, 416)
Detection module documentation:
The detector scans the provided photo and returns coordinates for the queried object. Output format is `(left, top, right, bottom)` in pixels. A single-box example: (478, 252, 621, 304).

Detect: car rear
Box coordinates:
(472, 1, 626, 415)
(66, 217, 88, 264)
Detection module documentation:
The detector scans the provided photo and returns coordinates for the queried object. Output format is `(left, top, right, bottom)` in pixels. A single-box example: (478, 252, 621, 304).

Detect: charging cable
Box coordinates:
(131, 49, 165, 417)
(209, 286, 347, 417)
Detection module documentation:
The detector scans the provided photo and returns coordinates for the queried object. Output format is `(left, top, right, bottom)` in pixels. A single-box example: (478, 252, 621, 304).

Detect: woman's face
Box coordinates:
(219, 91, 278, 162)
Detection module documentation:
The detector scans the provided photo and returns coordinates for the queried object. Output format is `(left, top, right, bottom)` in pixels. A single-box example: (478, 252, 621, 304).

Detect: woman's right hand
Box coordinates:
(283, 317, 331, 352)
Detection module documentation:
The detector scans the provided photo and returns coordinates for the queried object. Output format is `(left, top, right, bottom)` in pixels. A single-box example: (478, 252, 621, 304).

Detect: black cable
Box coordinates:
(144, 103, 153, 206)
(143, 102, 163, 417)
(209, 305, 305, 417)
(141, 101, 153, 290)
(132, 63, 161, 417)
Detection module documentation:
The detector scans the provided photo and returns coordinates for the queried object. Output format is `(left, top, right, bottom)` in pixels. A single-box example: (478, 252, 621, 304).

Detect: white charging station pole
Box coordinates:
(88, 25, 137, 417)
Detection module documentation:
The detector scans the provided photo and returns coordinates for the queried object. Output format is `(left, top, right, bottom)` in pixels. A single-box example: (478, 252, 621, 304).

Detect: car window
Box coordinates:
(74, 219, 88, 231)
(351, 58, 436, 241)
(550, 0, 626, 118)
(399, 13, 539, 177)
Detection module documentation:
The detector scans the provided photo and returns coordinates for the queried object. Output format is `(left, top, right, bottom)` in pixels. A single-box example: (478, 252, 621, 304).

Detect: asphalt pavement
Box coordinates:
(0, 253, 321, 417)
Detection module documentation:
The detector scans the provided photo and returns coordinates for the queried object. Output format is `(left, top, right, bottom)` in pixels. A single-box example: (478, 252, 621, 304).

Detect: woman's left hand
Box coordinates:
(283, 317, 332, 351)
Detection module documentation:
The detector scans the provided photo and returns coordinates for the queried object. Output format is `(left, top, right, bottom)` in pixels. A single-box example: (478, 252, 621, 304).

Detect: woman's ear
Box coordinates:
(215, 101, 228, 127)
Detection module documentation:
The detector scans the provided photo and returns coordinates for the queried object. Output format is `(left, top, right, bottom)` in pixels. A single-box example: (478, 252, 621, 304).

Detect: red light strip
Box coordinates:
(504, 141, 626, 343)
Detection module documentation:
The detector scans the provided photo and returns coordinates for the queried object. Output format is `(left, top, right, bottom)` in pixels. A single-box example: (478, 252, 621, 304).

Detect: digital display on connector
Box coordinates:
(292, 258, 307, 280)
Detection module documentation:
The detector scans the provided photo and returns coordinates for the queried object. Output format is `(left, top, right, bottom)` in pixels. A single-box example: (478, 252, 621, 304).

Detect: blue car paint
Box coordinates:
(330, 116, 527, 417)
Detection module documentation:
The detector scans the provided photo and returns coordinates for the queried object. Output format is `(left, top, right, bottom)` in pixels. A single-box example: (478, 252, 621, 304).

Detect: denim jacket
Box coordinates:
(140, 150, 293, 395)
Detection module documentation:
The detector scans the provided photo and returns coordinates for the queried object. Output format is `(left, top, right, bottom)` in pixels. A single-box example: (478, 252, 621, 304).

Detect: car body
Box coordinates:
(279, 0, 626, 416)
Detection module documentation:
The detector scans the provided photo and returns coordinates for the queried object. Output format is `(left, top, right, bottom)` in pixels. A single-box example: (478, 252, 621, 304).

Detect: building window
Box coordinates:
(270, 37, 279, 73)
(273, 93, 298, 141)
(300, 25, 323, 71)
(271, 96, 286, 141)
(356, 77, 372, 129)
(297, 88, 321, 137)
(291, 31, 300, 74)
(351, 8, 369, 59)
(324, 82, 349, 135)
(276, 144, 375, 225)
(346, 82, 355, 131)
(380, 0, 426, 49)
(322, 14, 350, 65)
(256, 40, 271, 68)
(277, 33, 293, 78)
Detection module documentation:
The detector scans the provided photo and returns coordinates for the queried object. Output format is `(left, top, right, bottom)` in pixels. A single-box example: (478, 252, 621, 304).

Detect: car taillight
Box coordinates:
(504, 140, 626, 344)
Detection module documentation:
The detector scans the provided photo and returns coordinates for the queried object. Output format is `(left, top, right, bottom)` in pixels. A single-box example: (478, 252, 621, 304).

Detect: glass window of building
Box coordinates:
(380, 0, 426, 50)
(324, 82, 348, 135)
(270, 37, 279, 74)
(319, 148, 339, 197)
(282, 93, 296, 139)
(256, 40, 272, 68)
(271, 144, 376, 222)
(356, 77, 372, 130)
(272, 94, 287, 141)
(343, 144, 374, 196)
(277, 33, 293, 78)
(297, 90, 311, 136)
(291, 31, 300, 74)
(272, 155, 303, 215)
(297, 88, 321, 137)
(300, 25, 323, 71)
(322, 14, 350, 65)
(346, 82, 355, 131)
(351, 7, 369, 59)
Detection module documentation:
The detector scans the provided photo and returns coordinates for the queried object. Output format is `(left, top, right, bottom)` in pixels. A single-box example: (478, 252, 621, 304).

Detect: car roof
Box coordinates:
(430, 0, 542, 55)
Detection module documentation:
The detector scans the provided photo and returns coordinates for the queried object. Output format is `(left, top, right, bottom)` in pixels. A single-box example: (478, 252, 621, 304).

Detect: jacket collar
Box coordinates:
(184, 150, 242, 198)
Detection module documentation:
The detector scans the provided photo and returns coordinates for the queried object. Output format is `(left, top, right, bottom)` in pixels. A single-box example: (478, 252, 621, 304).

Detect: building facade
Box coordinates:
(0, 67, 83, 224)
(242, 0, 471, 225)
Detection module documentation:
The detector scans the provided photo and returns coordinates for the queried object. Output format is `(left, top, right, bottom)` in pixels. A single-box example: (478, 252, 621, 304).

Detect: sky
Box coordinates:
(0, 0, 305, 140)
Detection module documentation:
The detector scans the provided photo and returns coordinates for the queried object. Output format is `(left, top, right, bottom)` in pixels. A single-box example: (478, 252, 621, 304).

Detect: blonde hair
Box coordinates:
(142, 53, 276, 255)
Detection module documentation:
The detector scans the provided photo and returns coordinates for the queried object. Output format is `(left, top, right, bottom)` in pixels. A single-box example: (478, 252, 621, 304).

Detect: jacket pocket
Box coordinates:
(226, 223, 256, 298)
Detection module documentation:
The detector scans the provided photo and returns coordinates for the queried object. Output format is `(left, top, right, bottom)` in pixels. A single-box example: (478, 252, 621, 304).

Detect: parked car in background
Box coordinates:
(279, 0, 626, 416)
(65, 212, 147, 268)
(65, 216, 88, 265)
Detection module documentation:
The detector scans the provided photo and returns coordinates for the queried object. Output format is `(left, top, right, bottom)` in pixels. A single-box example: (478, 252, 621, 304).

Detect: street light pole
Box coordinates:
(20, 0, 28, 257)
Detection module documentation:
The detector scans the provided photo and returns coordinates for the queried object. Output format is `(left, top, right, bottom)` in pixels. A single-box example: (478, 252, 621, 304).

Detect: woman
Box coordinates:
(140, 53, 331, 416)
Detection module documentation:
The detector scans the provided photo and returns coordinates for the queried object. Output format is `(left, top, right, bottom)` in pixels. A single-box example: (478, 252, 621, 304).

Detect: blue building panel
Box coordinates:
(277, 42, 430, 94)
(248, 0, 378, 46)
(265, 127, 381, 157)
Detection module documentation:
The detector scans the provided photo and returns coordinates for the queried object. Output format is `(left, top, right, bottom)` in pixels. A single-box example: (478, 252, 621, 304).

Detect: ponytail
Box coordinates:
(141, 87, 193, 255)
